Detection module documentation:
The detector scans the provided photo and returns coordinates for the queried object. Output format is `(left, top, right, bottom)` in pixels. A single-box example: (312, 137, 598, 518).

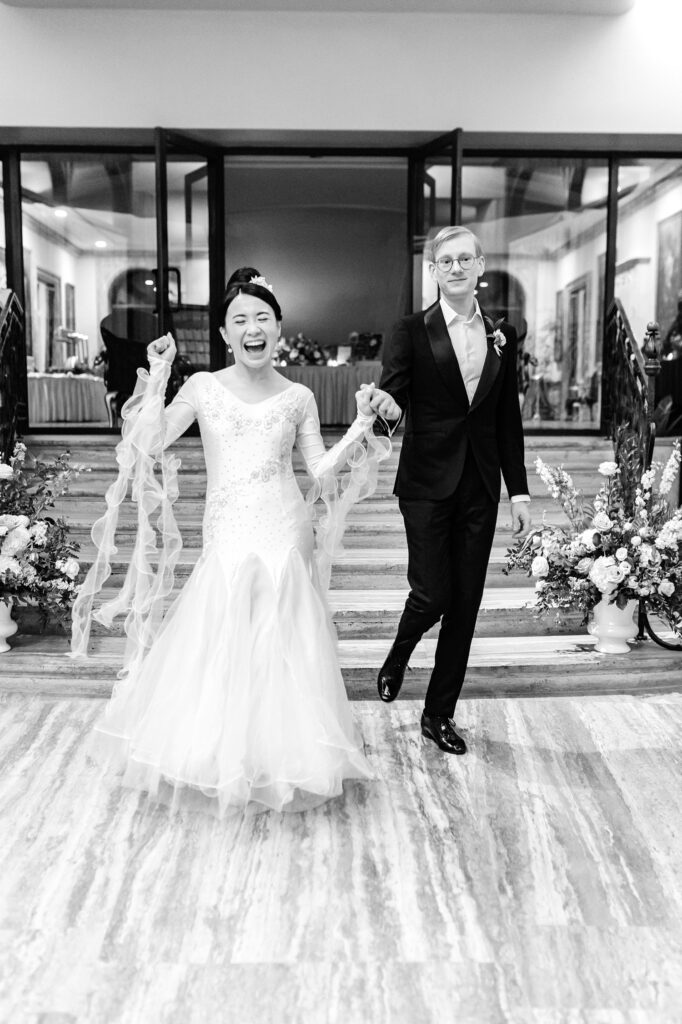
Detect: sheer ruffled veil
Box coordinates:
(307, 427, 391, 593)
(70, 356, 182, 677)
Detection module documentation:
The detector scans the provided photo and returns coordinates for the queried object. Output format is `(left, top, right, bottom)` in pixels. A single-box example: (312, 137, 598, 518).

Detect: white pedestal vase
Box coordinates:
(0, 597, 18, 653)
(588, 597, 638, 654)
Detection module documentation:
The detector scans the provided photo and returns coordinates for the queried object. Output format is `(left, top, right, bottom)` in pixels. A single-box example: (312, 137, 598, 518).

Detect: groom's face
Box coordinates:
(429, 234, 484, 309)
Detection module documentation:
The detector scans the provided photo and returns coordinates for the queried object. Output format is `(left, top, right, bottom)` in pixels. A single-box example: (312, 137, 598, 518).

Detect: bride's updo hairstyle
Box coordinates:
(220, 266, 283, 323)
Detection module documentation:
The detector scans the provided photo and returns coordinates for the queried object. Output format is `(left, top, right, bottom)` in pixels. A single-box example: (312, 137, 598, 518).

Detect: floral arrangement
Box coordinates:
(0, 441, 82, 629)
(505, 436, 682, 638)
(274, 332, 329, 367)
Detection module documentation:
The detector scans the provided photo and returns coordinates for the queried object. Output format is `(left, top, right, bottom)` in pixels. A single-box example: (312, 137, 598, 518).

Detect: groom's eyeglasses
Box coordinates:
(433, 254, 479, 272)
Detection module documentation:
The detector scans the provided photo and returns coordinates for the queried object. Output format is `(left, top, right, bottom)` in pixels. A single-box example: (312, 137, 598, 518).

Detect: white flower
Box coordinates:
(592, 512, 613, 532)
(0, 463, 14, 480)
(589, 555, 622, 594)
(638, 543, 660, 567)
(658, 580, 675, 598)
(0, 554, 21, 576)
(631, 536, 642, 547)
(60, 558, 80, 580)
(0, 514, 29, 529)
(531, 555, 550, 578)
(641, 469, 655, 491)
(1, 525, 31, 557)
(578, 528, 598, 551)
(11, 442, 27, 464)
(575, 557, 594, 576)
(30, 521, 48, 546)
(618, 562, 631, 577)
(615, 547, 628, 561)
(659, 442, 681, 497)
(598, 461, 619, 477)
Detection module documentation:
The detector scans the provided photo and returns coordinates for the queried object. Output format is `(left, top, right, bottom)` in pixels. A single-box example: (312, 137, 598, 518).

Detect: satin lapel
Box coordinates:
(469, 314, 502, 412)
(424, 302, 469, 406)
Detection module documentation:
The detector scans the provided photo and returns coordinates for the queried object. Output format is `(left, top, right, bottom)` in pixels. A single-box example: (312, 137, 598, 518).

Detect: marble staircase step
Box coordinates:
(17, 586, 573, 640)
(55, 475, 607, 501)
(71, 544, 525, 583)
(2, 632, 679, 700)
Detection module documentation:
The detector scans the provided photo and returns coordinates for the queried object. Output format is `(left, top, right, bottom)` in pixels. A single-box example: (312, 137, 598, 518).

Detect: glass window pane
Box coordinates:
(616, 158, 682, 436)
(452, 156, 609, 429)
(20, 153, 156, 426)
(166, 156, 211, 372)
(412, 154, 452, 311)
(225, 155, 407, 373)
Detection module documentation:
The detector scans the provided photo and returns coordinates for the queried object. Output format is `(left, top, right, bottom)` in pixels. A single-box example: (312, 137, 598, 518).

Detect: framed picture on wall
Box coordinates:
(65, 283, 76, 331)
(656, 211, 682, 336)
(554, 290, 564, 363)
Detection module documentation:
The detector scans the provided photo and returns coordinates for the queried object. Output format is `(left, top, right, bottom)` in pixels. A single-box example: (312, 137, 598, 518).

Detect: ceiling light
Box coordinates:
(94, 240, 107, 249)
(54, 208, 68, 219)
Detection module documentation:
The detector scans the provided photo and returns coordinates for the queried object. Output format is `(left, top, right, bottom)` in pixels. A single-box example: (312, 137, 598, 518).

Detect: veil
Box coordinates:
(70, 356, 182, 678)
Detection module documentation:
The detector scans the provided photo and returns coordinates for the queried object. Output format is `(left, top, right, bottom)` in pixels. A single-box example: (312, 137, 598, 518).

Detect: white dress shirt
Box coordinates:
(439, 296, 530, 505)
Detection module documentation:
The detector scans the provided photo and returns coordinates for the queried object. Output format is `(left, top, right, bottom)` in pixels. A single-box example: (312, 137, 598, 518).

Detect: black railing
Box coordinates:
(0, 288, 25, 462)
(605, 299, 681, 650)
(603, 299, 661, 474)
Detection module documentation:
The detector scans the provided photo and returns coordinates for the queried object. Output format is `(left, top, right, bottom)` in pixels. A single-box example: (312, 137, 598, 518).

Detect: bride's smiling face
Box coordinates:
(220, 293, 281, 368)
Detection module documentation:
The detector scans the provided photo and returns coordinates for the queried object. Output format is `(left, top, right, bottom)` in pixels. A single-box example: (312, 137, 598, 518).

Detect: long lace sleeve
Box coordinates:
(70, 357, 197, 674)
(297, 391, 391, 591)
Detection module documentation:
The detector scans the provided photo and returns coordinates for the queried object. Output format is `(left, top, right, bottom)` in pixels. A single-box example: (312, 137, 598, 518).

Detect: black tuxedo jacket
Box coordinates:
(379, 302, 528, 502)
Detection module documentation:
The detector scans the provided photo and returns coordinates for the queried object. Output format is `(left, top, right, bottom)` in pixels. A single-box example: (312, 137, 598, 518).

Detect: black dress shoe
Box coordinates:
(377, 641, 413, 702)
(420, 712, 467, 755)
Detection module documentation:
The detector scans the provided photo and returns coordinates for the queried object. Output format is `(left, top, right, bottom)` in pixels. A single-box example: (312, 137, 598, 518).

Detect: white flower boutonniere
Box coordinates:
(485, 317, 507, 358)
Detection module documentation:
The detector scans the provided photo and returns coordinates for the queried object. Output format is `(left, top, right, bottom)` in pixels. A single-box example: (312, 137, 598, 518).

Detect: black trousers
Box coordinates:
(394, 448, 498, 718)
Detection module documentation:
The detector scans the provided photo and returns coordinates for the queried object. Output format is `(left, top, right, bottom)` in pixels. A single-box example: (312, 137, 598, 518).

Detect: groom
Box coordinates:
(369, 226, 531, 755)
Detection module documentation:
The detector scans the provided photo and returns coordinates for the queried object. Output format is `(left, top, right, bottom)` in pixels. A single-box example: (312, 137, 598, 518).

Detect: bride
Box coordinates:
(71, 269, 391, 815)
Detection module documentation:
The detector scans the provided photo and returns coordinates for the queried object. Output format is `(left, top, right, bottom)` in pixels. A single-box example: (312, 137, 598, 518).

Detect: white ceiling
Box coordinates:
(0, 0, 636, 13)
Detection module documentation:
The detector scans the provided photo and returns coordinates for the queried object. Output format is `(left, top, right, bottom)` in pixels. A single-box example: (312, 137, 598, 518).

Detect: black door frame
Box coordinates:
(406, 128, 462, 315)
(157, 128, 226, 371)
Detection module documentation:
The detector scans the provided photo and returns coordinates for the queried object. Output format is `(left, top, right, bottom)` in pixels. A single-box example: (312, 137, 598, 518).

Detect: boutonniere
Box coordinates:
(485, 317, 506, 358)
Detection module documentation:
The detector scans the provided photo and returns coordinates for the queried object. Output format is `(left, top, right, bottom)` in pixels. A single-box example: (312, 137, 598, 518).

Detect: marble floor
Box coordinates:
(0, 694, 681, 1024)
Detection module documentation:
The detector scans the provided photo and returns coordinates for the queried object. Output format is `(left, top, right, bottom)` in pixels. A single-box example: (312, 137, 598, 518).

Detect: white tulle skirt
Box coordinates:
(93, 545, 372, 816)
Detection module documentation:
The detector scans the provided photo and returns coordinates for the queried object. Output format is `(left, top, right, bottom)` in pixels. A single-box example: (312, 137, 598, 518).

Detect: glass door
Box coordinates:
(407, 129, 462, 312)
(155, 129, 225, 377)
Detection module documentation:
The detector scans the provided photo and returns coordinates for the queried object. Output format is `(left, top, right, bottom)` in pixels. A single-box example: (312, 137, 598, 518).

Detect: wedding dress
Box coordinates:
(71, 356, 390, 815)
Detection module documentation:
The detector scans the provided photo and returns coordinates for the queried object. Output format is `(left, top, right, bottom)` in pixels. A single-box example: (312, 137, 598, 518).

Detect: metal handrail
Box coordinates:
(603, 298, 661, 472)
(604, 299, 680, 650)
(0, 288, 25, 462)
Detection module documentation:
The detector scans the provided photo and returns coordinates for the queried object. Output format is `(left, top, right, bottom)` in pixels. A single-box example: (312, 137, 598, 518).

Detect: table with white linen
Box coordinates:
(277, 362, 383, 425)
(28, 372, 108, 424)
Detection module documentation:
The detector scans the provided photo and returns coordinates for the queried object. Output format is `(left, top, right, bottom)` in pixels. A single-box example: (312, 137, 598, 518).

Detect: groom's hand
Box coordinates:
(511, 501, 532, 539)
(369, 388, 401, 422)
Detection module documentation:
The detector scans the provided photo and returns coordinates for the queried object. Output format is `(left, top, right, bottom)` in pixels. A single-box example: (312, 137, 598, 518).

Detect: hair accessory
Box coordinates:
(250, 275, 274, 293)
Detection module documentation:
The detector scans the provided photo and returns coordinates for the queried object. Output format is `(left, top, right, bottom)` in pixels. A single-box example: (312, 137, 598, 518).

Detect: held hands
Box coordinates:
(147, 333, 176, 365)
(356, 382, 376, 416)
(356, 383, 402, 421)
(511, 500, 532, 539)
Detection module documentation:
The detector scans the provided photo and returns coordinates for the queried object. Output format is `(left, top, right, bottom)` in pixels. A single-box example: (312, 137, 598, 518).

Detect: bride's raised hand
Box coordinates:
(147, 333, 176, 364)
